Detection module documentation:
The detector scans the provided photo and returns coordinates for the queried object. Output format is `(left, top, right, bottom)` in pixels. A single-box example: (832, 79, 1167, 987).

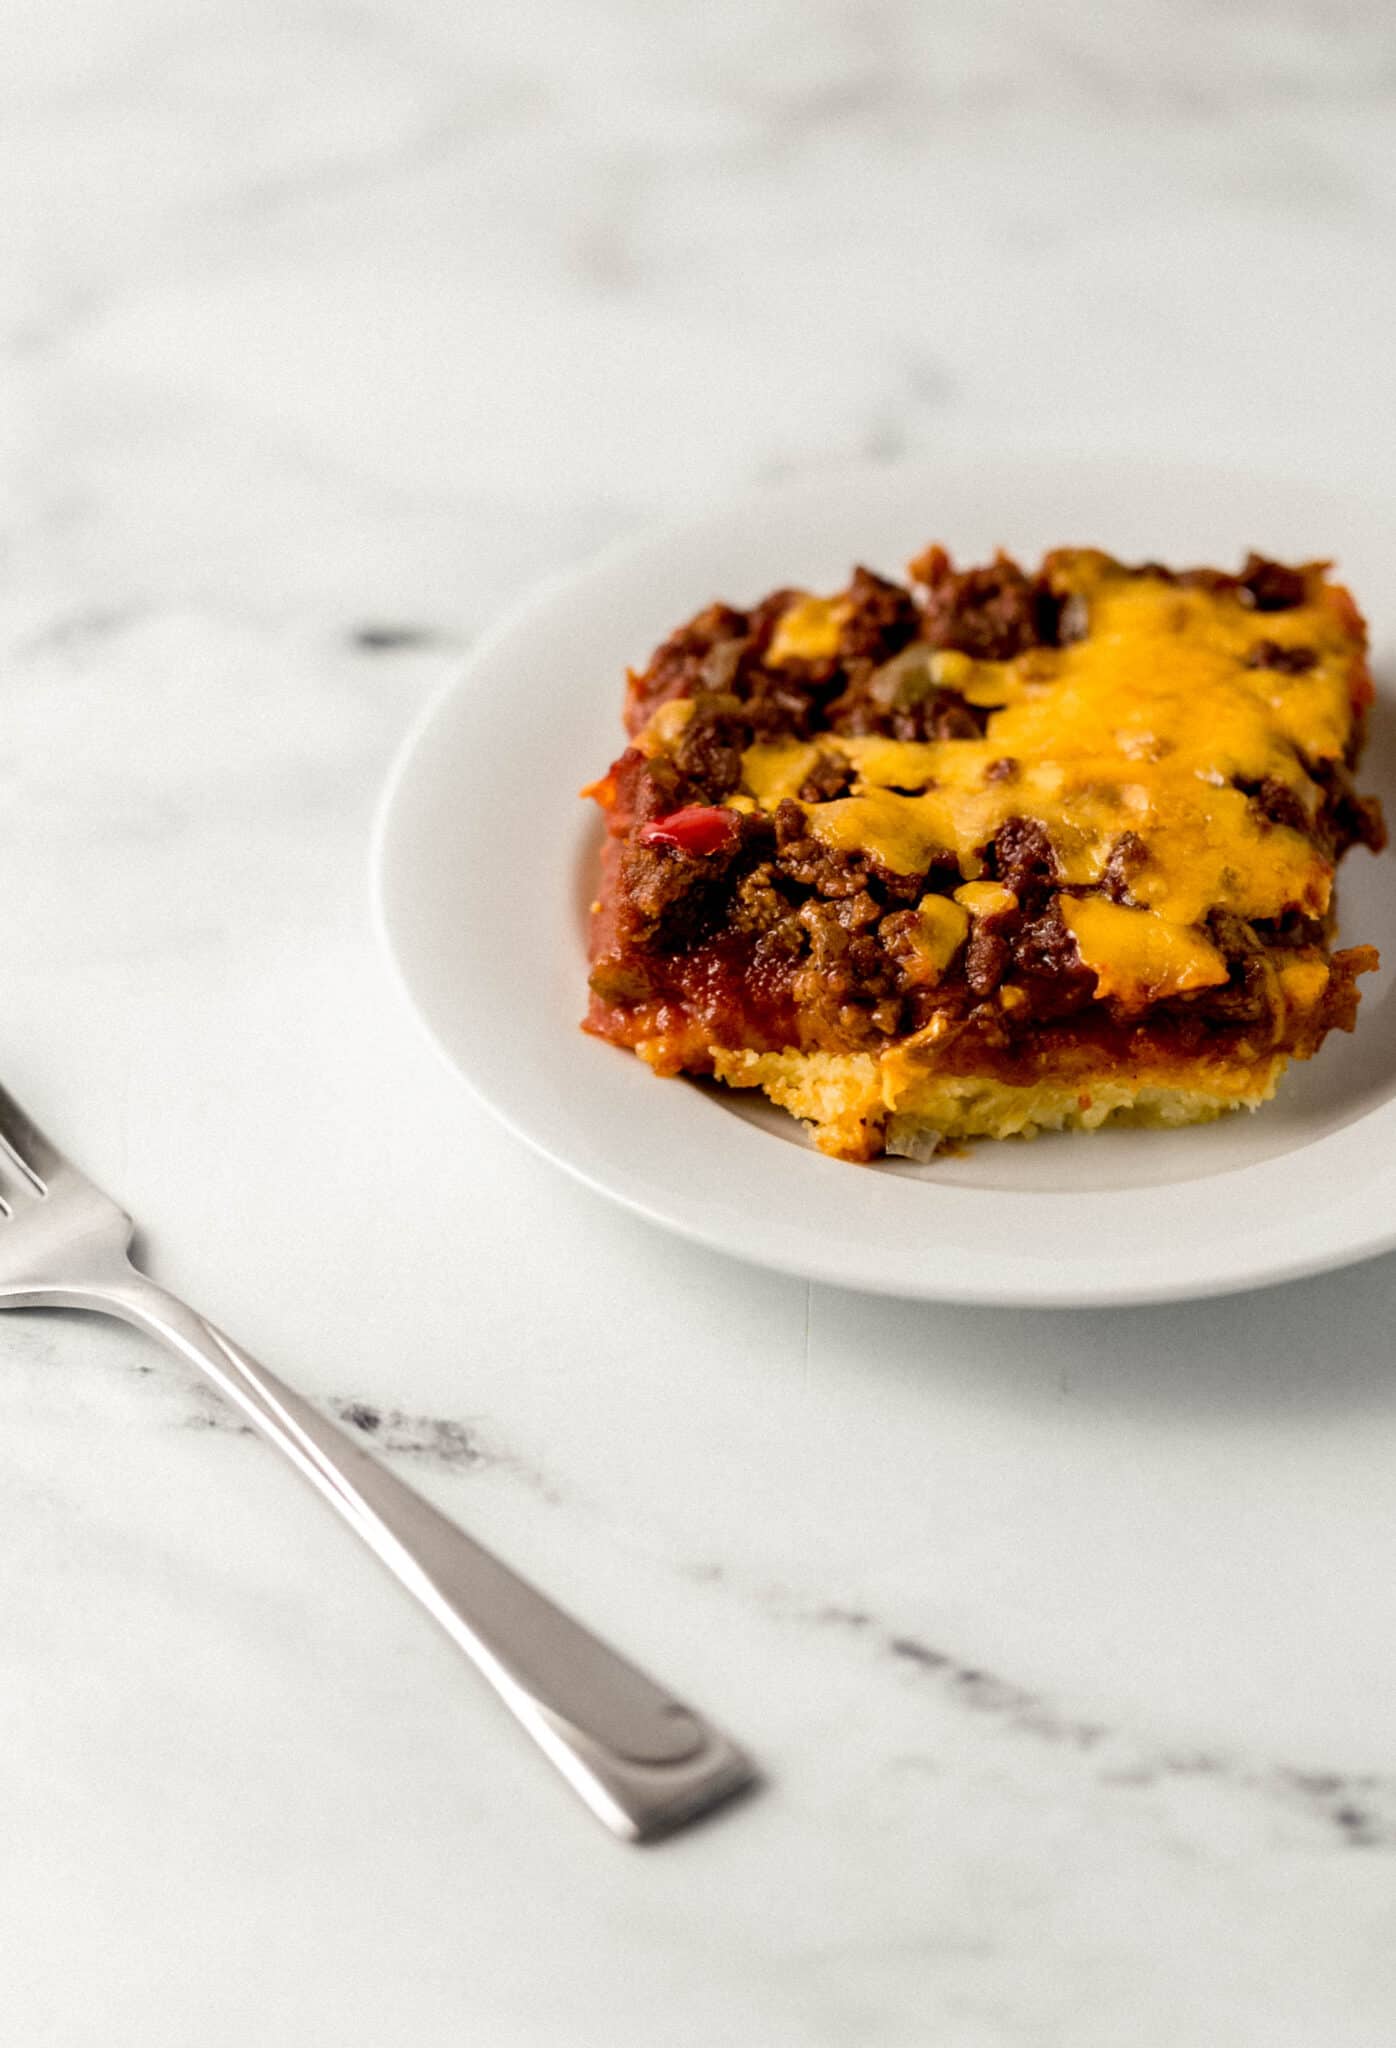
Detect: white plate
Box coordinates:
(372, 455, 1396, 1306)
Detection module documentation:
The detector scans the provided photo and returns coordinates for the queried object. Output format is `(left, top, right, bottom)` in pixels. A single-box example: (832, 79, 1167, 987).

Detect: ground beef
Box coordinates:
(1311, 760, 1388, 858)
(1142, 554, 1311, 612)
(1192, 911, 1277, 1029)
(750, 920, 806, 977)
(1240, 554, 1308, 612)
(1261, 908, 1332, 951)
(964, 923, 1010, 997)
(1165, 555, 1309, 612)
(626, 603, 749, 733)
(1244, 776, 1311, 837)
(629, 750, 695, 825)
(619, 805, 770, 948)
(797, 748, 857, 802)
(1050, 590, 1091, 645)
(819, 634, 991, 742)
(1098, 830, 1149, 904)
(990, 816, 1059, 905)
(627, 588, 855, 745)
(759, 885, 906, 1045)
(894, 692, 987, 743)
(773, 790, 806, 839)
(671, 693, 750, 800)
(828, 680, 987, 742)
(1203, 1003, 1266, 1053)
(956, 883, 1094, 1017)
(910, 546, 1047, 661)
(1169, 566, 1239, 597)
(836, 566, 920, 664)
(730, 859, 791, 937)
(617, 792, 943, 1049)
(738, 657, 842, 740)
(772, 798, 868, 895)
(1009, 900, 1096, 1017)
(1246, 639, 1317, 673)
(1340, 786, 1389, 855)
(744, 588, 802, 653)
(771, 798, 922, 902)
(877, 906, 926, 976)
(1238, 762, 1386, 861)
(619, 840, 719, 945)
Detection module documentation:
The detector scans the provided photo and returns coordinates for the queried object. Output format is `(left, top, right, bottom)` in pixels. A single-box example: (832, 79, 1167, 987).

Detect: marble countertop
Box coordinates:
(7, 3, 1396, 2041)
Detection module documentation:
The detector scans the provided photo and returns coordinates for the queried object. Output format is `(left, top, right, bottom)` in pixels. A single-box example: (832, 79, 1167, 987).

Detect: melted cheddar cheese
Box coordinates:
(954, 880, 1017, 919)
(1060, 898, 1227, 1005)
(725, 564, 1363, 1004)
(767, 594, 849, 664)
(903, 895, 970, 984)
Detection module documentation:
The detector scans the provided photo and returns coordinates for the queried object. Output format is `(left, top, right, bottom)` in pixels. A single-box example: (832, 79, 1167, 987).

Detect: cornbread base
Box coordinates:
(698, 1043, 1285, 1162)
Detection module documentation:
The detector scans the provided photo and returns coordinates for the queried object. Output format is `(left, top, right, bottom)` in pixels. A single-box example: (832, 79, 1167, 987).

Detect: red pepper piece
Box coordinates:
(637, 805, 741, 856)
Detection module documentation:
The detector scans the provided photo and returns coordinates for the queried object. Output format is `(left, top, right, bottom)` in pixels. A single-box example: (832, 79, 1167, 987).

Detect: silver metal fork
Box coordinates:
(0, 1078, 754, 1841)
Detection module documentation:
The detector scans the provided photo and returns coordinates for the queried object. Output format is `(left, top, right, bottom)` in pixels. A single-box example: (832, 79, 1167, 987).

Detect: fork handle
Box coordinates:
(110, 1273, 754, 1841)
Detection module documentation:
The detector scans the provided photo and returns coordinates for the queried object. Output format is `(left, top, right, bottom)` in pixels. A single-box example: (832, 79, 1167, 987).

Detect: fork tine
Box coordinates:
(0, 1078, 70, 1190)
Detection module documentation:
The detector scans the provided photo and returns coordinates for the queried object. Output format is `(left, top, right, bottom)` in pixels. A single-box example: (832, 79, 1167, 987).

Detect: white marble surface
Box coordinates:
(6, 3, 1396, 2041)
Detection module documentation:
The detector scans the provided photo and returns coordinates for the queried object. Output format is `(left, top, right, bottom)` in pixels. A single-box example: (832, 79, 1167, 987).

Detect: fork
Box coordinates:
(0, 1077, 754, 1841)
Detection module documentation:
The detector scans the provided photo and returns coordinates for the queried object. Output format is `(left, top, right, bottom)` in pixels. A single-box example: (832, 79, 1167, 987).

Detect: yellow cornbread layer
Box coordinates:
(704, 1044, 1285, 1161)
